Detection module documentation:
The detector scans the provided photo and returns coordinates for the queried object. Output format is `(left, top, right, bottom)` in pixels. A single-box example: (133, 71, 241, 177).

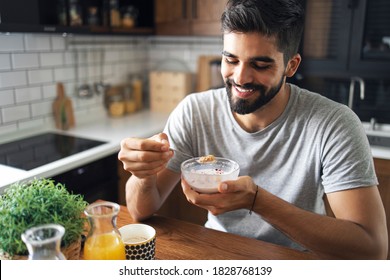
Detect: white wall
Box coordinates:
(0, 33, 222, 135)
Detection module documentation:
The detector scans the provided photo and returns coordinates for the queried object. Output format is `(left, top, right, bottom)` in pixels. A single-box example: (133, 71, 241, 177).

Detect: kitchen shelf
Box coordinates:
(0, 0, 155, 36)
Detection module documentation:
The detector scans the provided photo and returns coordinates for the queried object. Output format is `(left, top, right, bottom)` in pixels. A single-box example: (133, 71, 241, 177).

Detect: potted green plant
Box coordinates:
(0, 178, 88, 259)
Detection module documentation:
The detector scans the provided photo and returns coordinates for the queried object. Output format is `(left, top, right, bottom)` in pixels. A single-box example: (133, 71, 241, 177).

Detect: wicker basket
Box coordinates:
(0, 238, 81, 260)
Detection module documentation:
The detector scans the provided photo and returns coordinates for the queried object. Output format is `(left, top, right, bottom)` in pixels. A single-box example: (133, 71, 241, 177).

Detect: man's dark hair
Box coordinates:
(221, 0, 305, 64)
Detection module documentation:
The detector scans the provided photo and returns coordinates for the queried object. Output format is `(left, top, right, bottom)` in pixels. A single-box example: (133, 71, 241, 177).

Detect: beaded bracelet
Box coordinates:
(249, 185, 259, 215)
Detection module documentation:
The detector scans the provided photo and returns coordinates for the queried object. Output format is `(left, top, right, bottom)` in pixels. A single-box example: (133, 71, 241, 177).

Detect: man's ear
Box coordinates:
(285, 53, 301, 77)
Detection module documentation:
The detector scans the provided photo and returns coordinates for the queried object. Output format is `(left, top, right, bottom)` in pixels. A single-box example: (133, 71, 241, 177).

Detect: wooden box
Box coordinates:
(196, 55, 223, 92)
(149, 71, 192, 113)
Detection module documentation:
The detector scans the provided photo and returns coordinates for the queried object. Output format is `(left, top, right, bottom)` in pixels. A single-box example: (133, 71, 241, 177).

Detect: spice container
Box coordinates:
(132, 76, 143, 110)
(123, 85, 136, 114)
(110, 0, 121, 27)
(108, 95, 125, 117)
(121, 6, 139, 28)
(69, 0, 83, 26)
(87, 6, 99, 26)
(57, 0, 67, 26)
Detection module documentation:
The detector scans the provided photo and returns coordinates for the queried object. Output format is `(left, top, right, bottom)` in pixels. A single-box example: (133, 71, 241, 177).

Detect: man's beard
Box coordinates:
(225, 75, 285, 115)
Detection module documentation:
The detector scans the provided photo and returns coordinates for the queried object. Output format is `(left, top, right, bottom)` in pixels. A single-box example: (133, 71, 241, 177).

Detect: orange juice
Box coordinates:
(83, 232, 125, 260)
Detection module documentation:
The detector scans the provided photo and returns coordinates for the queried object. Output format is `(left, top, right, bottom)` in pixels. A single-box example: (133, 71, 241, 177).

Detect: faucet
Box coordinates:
(348, 76, 365, 109)
(370, 117, 377, 131)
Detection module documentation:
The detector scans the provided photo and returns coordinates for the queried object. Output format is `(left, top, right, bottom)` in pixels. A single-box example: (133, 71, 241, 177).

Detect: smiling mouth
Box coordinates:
(234, 85, 256, 99)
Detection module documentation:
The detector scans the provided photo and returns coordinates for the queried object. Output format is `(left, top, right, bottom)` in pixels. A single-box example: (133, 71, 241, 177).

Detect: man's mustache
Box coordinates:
(225, 79, 265, 92)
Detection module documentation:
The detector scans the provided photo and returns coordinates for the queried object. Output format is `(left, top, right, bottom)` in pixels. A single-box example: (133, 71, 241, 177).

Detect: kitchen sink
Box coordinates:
(367, 135, 390, 148)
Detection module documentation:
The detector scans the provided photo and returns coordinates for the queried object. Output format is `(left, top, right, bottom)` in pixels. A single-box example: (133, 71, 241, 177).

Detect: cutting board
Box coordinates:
(52, 83, 75, 130)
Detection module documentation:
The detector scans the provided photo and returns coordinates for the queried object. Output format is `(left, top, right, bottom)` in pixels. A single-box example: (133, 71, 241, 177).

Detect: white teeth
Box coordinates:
(235, 86, 253, 93)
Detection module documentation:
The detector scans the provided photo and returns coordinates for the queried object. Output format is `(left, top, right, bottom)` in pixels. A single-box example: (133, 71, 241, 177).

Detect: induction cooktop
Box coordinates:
(0, 132, 106, 171)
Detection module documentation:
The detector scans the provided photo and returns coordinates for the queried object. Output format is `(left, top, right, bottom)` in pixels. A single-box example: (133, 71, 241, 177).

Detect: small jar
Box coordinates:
(132, 76, 143, 111)
(108, 95, 125, 117)
(123, 85, 136, 114)
(121, 6, 138, 28)
(87, 6, 99, 26)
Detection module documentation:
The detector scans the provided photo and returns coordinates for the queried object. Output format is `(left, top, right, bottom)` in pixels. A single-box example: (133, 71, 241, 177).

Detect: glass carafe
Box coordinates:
(83, 201, 125, 260)
(21, 224, 66, 260)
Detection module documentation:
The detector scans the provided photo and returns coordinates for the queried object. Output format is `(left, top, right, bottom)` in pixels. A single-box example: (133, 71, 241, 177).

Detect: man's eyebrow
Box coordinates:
(222, 51, 275, 63)
(222, 50, 236, 58)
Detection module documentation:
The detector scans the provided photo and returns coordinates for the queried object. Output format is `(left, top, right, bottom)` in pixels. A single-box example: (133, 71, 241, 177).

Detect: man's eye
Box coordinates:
(253, 64, 271, 70)
(224, 58, 238, 65)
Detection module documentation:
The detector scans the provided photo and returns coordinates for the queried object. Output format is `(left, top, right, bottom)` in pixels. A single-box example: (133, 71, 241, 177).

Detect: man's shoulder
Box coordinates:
(291, 84, 348, 114)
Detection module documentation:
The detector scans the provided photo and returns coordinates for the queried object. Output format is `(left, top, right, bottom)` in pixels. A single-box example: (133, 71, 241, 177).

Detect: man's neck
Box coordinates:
(232, 83, 291, 133)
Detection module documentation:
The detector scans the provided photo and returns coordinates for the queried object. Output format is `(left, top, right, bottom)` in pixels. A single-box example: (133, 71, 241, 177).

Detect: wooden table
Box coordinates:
(116, 204, 318, 260)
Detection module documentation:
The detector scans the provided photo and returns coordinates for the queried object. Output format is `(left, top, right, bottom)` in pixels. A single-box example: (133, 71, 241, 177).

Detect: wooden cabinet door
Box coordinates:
(155, 0, 227, 36)
(155, 0, 191, 35)
(301, 0, 390, 78)
(300, 0, 353, 77)
(348, 0, 390, 78)
(373, 158, 390, 259)
(191, 0, 228, 36)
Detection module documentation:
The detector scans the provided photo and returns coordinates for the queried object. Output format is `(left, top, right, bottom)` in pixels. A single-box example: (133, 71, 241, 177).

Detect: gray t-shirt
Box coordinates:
(163, 84, 378, 250)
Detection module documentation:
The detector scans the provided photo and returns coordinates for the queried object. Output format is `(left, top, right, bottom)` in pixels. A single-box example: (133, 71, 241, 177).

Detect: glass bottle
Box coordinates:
(69, 0, 83, 26)
(83, 201, 125, 260)
(21, 224, 66, 260)
(110, 0, 121, 27)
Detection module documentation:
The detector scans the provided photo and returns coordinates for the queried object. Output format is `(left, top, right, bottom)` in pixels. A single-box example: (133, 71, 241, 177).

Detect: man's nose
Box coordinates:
(233, 64, 254, 86)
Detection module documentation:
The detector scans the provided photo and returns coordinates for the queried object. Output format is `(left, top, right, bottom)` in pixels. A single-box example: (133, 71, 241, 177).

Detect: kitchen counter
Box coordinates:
(363, 122, 390, 160)
(0, 110, 170, 192)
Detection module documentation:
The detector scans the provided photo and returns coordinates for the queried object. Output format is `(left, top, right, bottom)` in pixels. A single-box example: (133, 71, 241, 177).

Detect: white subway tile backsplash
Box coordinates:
(15, 87, 42, 103)
(2, 104, 30, 123)
(0, 33, 222, 134)
(63, 52, 76, 66)
(18, 118, 46, 130)
(12, 53, 39, 69)
(103, 64, 114, 78)
(62, 82, 76, 96)
(0, 123, 18, 135)
(42, 84, 57, 99)
(87, 65, 101, 79)
(105, 51, 121, 63)
(40, 52, 64, 67)
(0, 34, 24, 52)
(0, 71, 28, 88)
(0, 90, 14, 106)
(27, 69, 53, 85)
(76, 65, 88, 80)
(54, 67, 75, 81)
(31, 100, 53, 117)
(51, 36, 66, 51)
(24, 34, 51, 51)
(0, 54, 11, 70)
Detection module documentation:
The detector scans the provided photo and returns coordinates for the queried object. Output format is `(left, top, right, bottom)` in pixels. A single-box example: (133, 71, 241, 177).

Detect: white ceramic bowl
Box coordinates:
(181, 157, 240, 193)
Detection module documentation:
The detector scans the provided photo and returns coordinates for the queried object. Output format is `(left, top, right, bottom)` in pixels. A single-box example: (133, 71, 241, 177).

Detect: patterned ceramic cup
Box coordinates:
(119, 224, 156, 260)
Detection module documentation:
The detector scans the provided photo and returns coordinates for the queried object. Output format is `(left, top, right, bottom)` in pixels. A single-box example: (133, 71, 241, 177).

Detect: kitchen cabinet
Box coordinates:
(0, 0, 154, 35)
(300, 0, 390, 79)
(53, 154, 119, 204)
(154, 0, 228, 36)
(295, 0, 390, 123)
(373, 158, 390, 259)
